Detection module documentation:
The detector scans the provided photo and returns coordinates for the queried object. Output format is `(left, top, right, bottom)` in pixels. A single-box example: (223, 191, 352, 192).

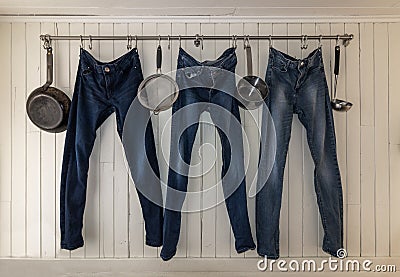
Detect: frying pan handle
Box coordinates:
(43, 47, 54, 90)
(334, 45, 340, 76)
(245, 45, 253, 76)
(156, 45, 162, 72)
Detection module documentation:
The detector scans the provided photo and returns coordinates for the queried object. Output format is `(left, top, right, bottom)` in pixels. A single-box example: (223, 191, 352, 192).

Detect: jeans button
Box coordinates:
(104, 66, 110, 73)
(300, 61, 305, 67)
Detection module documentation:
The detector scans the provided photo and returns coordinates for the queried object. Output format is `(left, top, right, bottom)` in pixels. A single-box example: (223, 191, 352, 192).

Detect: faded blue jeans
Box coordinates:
(160, 47, 255, 261)
(60, 48, 163, 250)
(256, 47, 343, 259)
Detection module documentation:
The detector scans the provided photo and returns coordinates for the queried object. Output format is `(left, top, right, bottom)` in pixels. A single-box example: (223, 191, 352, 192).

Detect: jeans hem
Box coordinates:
(160, 249, 177, 261)
(61, 239, 84, 251)
(145, 239, 162, 247)
(257, 251, 280, 260)
(322, 246, 340, 258)
(236, 244, 256, 254)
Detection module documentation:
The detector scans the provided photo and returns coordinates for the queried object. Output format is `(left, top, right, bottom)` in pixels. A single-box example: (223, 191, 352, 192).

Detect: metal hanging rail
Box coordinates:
(40, 33, 354, 48)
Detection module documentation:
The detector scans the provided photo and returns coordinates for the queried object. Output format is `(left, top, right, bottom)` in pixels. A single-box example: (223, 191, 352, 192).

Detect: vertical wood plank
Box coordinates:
(360, 126, 375, 257)
(127, 22, 145, 258)
(388, 22, 400, 257)
(287, 23, 303, 258)
(389, 143, 400, 257)
(301, 23, 319, 258)
(54, 22, 72, 259)
(199, 22, 217, 258)
(98, 23, 115, 258)
(344, 23, 361, 257)
(81, 22, 100, 258)
(373, 23, 390, 257)
(271, 23, 290, 257)
(360, 23, 374, 127)
(0, 203, 11, 257)
(11, 22, 27, 257)
(359, 23, 376, 257)
(25, 22, 41, 258)
(113, 23, 130, 258)
(40, 22, 56, 258)
(214, 23, 232, 259)
(0, 22, 12, 257)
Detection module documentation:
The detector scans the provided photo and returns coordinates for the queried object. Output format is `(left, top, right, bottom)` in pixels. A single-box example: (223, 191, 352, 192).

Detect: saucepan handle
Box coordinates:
(156, 45, 162, 72)
(43, 47, 54, 90)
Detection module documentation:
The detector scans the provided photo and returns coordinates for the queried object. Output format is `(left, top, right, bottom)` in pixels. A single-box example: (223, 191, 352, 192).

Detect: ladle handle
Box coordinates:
(43, 47, 54, 91)
(245, 45, 253, 76)
(334, 45, 340, 76)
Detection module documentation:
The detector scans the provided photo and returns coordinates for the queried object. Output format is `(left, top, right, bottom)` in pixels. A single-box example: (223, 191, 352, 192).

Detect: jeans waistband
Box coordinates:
(177, 47, 237, 70)
(79, 48, 140, 74)
(268, 46, 323, 70)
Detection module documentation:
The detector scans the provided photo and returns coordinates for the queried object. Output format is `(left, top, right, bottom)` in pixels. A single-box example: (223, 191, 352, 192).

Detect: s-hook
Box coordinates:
(88, 35, 93, 50)
(232, 35, 237, 49)
(127, 35, 132, 50)
(80, 35, 85, 49)
(167, 35, 171, 50)
(301, 35, 308, 50)
(194, 34, 203, 48)
(336, 35, 341, 47)
(318, 35, 323, 48)
(244, 35, 250, 49)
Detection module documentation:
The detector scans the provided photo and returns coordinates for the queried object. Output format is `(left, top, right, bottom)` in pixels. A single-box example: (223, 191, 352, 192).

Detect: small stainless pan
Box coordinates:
(237, 39, 269, 110)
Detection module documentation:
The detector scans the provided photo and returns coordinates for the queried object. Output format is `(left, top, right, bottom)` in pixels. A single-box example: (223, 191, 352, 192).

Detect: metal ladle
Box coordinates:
(331, 40, 353, 112)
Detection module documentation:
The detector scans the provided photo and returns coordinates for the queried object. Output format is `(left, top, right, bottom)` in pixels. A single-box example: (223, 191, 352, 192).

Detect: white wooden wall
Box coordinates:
(0, 18, 400, 260)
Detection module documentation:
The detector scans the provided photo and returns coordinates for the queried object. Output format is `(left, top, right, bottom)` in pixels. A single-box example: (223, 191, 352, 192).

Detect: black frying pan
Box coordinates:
(26, 46, 71, 133)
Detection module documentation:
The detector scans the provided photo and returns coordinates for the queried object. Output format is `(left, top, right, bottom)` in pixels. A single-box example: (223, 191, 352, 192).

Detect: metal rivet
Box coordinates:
(104, 67, 110, 72)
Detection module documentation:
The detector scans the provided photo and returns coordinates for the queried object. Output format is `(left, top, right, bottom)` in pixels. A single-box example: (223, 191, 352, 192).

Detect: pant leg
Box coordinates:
(60, 69, 112, 250)
(296, 63, 343, 257)
(209, 91, 255, 253)
(160, 89, 204, 261)
(115, 76, 164, 247)
(256, 61, 295, 259)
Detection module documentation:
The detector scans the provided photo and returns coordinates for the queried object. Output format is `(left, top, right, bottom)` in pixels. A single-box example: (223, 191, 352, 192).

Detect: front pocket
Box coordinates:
(271, 61, 288, 73)
(81, 67, 92, 76)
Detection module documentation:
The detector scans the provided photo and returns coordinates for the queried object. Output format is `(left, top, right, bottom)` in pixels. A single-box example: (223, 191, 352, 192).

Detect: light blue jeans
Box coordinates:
(256, 47, 344, 259)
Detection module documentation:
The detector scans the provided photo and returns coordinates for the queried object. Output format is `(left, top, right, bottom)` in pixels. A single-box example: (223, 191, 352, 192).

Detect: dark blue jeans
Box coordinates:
(60, 48, 163, 250)
(256, 47, 343, 259)
(160, 47, 255, 260)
